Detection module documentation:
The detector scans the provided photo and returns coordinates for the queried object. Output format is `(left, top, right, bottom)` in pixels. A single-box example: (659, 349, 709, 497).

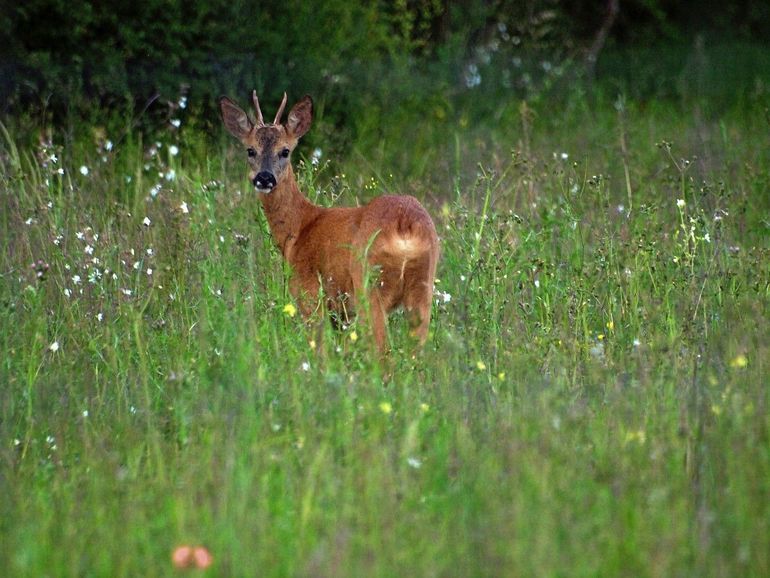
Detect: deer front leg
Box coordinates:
(289, 274, 321, 318)
(288, 272, 327, 355)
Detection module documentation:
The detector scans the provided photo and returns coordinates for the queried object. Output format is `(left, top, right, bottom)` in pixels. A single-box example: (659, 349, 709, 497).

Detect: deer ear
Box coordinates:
(219, 96, 253, 140)
(286, 95, 313, 138)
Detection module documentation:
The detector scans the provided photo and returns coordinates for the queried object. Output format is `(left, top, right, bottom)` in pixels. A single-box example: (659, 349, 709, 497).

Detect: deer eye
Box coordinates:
(247, 148, 256, 158)
(279, 148, 290, 159)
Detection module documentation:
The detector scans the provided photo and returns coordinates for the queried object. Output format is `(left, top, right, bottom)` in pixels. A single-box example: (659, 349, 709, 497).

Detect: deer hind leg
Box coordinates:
(403, 255, 437, 347)
(404, 286, 432, 345)
(368, 292, 389, 354)
(350, 261, 391, 355)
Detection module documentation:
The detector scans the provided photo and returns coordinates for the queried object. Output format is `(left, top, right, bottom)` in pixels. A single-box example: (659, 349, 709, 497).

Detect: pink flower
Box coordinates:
(193, 547, 213, 569)
(171, 545, 213, 570)
(171, 546, 194, 569)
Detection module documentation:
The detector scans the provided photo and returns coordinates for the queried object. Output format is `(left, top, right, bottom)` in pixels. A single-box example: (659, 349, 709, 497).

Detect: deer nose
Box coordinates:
(253, 171, 276, 191)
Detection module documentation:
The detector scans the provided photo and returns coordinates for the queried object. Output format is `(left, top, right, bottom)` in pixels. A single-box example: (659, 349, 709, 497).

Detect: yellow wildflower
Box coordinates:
(282, 303, 297, 317)
(624, 429, 646, 446)
(730, 354, 748, 368)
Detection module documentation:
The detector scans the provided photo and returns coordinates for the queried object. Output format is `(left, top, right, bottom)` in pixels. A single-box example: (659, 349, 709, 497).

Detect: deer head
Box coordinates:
(219, 91, 313, 193)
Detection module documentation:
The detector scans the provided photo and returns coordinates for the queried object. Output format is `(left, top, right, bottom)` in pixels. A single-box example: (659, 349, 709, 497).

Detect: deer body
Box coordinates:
(220, 93, 439, 352)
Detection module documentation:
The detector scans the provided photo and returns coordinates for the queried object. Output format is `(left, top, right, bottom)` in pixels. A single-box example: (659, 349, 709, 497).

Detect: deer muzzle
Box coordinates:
(253, 171, 277, 192)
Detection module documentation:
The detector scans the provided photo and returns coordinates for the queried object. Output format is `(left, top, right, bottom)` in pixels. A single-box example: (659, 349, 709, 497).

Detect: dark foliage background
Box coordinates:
(1, 0, 769, 126)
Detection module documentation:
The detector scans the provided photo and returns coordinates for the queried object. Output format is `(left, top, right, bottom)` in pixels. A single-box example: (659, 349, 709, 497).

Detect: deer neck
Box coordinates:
(259, 166, 320, 260)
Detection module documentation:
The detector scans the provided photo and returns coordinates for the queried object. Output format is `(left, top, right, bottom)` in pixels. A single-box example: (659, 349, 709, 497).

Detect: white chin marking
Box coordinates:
(255, 186, 273, 194)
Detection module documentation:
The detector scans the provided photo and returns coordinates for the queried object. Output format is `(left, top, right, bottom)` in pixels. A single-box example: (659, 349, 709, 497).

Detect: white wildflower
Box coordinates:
(435, 290, 452, 304)
(168, 145, 179, 156)
(677, 199, 686, 208)
(49, 341, 60, 353)
(79, 165, 89, 176)
(142, 216, 151, 227)
(590, 341, 605, 359)
(170, 119, 181, 128)
(179, 201, 189, 214)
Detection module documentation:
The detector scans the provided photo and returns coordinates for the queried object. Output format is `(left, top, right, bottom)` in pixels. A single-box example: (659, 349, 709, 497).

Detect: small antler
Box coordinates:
(252, 90, 265, 127)
(273, 92, 288, 125)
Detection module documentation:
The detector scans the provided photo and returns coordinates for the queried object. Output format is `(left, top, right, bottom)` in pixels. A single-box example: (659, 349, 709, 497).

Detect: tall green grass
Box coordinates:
(1, 84, 768, 577)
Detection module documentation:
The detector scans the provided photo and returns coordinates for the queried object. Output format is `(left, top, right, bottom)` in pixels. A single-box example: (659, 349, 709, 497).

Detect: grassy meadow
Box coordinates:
(1, 76, 769, 576)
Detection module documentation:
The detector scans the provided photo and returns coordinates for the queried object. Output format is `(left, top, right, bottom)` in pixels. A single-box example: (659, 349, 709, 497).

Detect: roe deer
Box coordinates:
(219, 92, 439, 354)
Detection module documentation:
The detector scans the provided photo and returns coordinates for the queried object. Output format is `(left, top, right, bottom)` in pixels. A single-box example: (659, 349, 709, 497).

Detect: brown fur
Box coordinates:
(219, 93, 439, 353)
